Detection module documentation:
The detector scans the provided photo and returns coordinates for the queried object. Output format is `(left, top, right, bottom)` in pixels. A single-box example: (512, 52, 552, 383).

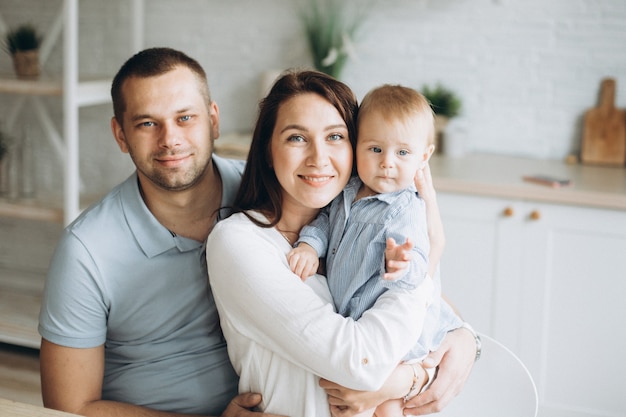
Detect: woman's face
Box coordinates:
(270, 93, 353, 217)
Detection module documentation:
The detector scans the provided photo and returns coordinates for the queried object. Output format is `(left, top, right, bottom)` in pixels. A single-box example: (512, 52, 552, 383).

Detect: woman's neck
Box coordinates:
(274, 206, 319, 239)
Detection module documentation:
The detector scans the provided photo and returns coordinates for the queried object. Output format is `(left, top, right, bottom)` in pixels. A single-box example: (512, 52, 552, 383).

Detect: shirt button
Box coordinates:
(332, 248, 336, 255)
(361, 358, 369, 365)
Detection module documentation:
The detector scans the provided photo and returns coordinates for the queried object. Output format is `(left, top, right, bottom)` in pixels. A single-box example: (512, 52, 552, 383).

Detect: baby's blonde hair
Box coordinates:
(358, 84, 435, 146)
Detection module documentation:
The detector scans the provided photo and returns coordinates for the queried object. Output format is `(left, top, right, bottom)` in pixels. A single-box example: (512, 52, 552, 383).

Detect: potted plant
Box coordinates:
(422, 83, 462, 154)
(299, 0, 366, 79)
(4, 23, 43, 78)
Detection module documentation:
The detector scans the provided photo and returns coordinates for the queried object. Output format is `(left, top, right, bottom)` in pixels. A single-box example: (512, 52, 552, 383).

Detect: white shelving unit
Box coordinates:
(0, 0, 143, 348)
(0, 0, 143, 225)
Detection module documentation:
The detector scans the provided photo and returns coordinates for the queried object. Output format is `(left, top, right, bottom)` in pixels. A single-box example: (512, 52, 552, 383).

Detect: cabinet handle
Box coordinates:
(529, 210, 541, 220)
(503, 207, 515, 217)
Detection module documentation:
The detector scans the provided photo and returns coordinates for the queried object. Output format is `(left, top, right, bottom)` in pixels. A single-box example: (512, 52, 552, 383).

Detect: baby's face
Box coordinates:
(356, 112, 430, 194)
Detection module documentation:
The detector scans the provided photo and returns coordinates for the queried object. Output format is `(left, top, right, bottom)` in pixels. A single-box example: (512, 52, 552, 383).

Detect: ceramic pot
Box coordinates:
(12, 50, 40, 79)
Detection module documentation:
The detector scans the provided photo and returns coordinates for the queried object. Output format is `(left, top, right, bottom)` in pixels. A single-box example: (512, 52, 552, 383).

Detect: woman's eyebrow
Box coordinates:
(325, 124, 347, 131)
(280, 124, 307, 133)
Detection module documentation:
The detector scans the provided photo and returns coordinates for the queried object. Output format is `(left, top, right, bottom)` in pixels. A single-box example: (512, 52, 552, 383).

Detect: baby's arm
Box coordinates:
(415, 162, 445, 278)
(287, 243, 320, 281)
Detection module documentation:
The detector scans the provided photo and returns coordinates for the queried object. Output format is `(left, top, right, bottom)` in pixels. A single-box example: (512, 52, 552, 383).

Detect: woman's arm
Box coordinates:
(207, 217, 434, 392)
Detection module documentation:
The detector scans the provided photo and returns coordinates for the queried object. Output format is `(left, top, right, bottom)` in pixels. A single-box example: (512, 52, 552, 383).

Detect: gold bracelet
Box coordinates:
(403, 363, 420, 402)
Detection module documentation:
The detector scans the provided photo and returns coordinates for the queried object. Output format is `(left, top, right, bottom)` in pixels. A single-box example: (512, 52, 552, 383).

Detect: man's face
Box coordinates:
(111, 66, 219, 192)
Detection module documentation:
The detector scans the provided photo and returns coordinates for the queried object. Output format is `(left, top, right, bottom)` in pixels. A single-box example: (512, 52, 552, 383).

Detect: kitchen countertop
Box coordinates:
(215, 133, 626, 211)
(430, 153, 626, 211)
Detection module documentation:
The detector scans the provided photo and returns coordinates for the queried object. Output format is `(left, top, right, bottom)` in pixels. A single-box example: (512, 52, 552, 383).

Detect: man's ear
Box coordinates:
(209, 101, 220, 140)
(111, 117, 129, 153)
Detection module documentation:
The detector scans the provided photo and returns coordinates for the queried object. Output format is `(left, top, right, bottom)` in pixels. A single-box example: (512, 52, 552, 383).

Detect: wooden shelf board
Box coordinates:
(0, 194, 103, 223)
(0, 77, 62, 96)
(0, 75, 112, 107)
(0, 199, 64, 223)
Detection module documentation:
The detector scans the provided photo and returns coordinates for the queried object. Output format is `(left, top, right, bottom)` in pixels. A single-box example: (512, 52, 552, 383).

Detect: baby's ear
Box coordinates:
(422, 144, 435, 163)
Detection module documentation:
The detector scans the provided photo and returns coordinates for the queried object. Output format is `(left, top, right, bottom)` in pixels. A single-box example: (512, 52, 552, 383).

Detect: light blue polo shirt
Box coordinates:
(39, 155, 245, 415)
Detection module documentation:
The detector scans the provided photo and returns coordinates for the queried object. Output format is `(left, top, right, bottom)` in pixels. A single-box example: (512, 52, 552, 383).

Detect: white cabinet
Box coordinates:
(438, 192, 626, 417)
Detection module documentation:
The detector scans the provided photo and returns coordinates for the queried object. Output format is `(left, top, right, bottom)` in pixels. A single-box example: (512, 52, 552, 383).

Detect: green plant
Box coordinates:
(299, 0, 366, 79)
(422, 84, 462, 118)
(4, 23, 42, 54)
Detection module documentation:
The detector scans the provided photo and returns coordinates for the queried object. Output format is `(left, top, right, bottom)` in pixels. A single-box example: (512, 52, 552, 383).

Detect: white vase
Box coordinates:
(442, 120, 468, 158)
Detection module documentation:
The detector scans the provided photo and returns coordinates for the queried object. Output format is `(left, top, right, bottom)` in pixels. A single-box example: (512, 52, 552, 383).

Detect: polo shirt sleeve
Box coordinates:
(38, 229, 108, 348)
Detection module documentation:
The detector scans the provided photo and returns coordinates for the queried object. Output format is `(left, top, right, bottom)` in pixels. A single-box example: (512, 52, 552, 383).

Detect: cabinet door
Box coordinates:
(519, 202, 626, 417)
(438, 193, 524, 349)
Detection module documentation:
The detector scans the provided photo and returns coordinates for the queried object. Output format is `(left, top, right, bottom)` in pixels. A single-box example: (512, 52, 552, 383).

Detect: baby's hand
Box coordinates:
(384, 237, 413, 281)
(287, 243, 320, 281)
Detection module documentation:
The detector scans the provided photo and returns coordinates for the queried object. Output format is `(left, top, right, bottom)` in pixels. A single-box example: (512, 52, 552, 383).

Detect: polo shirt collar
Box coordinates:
(121, 156, 243, 258)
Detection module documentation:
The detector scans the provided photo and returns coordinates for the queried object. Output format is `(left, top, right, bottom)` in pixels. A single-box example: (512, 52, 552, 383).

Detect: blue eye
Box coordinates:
(180, 115, 191, 122)
(398, 149, 409, 156)
(141, 121, 155, 127)
(288, 135, 305, 142)
(370, 147, 382, 153)
(328, 133, 343, 141)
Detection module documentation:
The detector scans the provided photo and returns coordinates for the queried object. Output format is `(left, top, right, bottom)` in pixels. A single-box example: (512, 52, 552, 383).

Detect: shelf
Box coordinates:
(0, 0, 139, 225)
(0, 195, 102, 223)
(0, 199, 63, 223)
(0, 75, 112, 106)
(0, 267, 44, 349)
(0, 76, 62, 96)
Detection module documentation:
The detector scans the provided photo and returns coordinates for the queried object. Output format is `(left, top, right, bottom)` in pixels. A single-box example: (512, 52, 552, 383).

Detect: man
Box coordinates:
(39, 47, 476, 417)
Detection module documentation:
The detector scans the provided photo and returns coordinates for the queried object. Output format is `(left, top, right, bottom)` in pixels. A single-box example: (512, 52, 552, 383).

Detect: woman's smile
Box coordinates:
(299, 174, 335, 185)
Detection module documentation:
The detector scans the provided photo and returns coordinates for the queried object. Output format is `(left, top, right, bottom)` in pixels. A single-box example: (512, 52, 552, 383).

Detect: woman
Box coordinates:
(206, 70, 474, 417)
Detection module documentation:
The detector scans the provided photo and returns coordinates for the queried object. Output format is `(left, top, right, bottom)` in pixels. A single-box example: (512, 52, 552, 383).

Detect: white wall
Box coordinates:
(1, 0, 625, 197)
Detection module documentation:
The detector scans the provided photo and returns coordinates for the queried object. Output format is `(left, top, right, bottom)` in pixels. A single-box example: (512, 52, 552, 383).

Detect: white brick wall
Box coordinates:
(1, 0, 625, 196)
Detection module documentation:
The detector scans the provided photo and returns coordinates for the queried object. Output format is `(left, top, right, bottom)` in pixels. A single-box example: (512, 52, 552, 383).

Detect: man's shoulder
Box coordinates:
(66, 174, 136, 237)
(213, 155, 245, 207)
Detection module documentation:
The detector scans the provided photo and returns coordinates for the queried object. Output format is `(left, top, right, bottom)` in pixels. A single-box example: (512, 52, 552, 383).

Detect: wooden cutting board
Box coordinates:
(581, 78, 626, 166)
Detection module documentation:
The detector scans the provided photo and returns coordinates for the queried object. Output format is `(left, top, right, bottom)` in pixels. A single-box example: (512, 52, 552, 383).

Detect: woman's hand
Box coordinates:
(414, 163, 445, 277)
(319, 380, 386, 416)
(403, 328, 476, 415)
(320, 363, 425, 416)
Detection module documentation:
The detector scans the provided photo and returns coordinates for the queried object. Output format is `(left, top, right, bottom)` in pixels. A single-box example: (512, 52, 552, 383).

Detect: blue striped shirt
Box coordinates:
(298, 176, 462, 358)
